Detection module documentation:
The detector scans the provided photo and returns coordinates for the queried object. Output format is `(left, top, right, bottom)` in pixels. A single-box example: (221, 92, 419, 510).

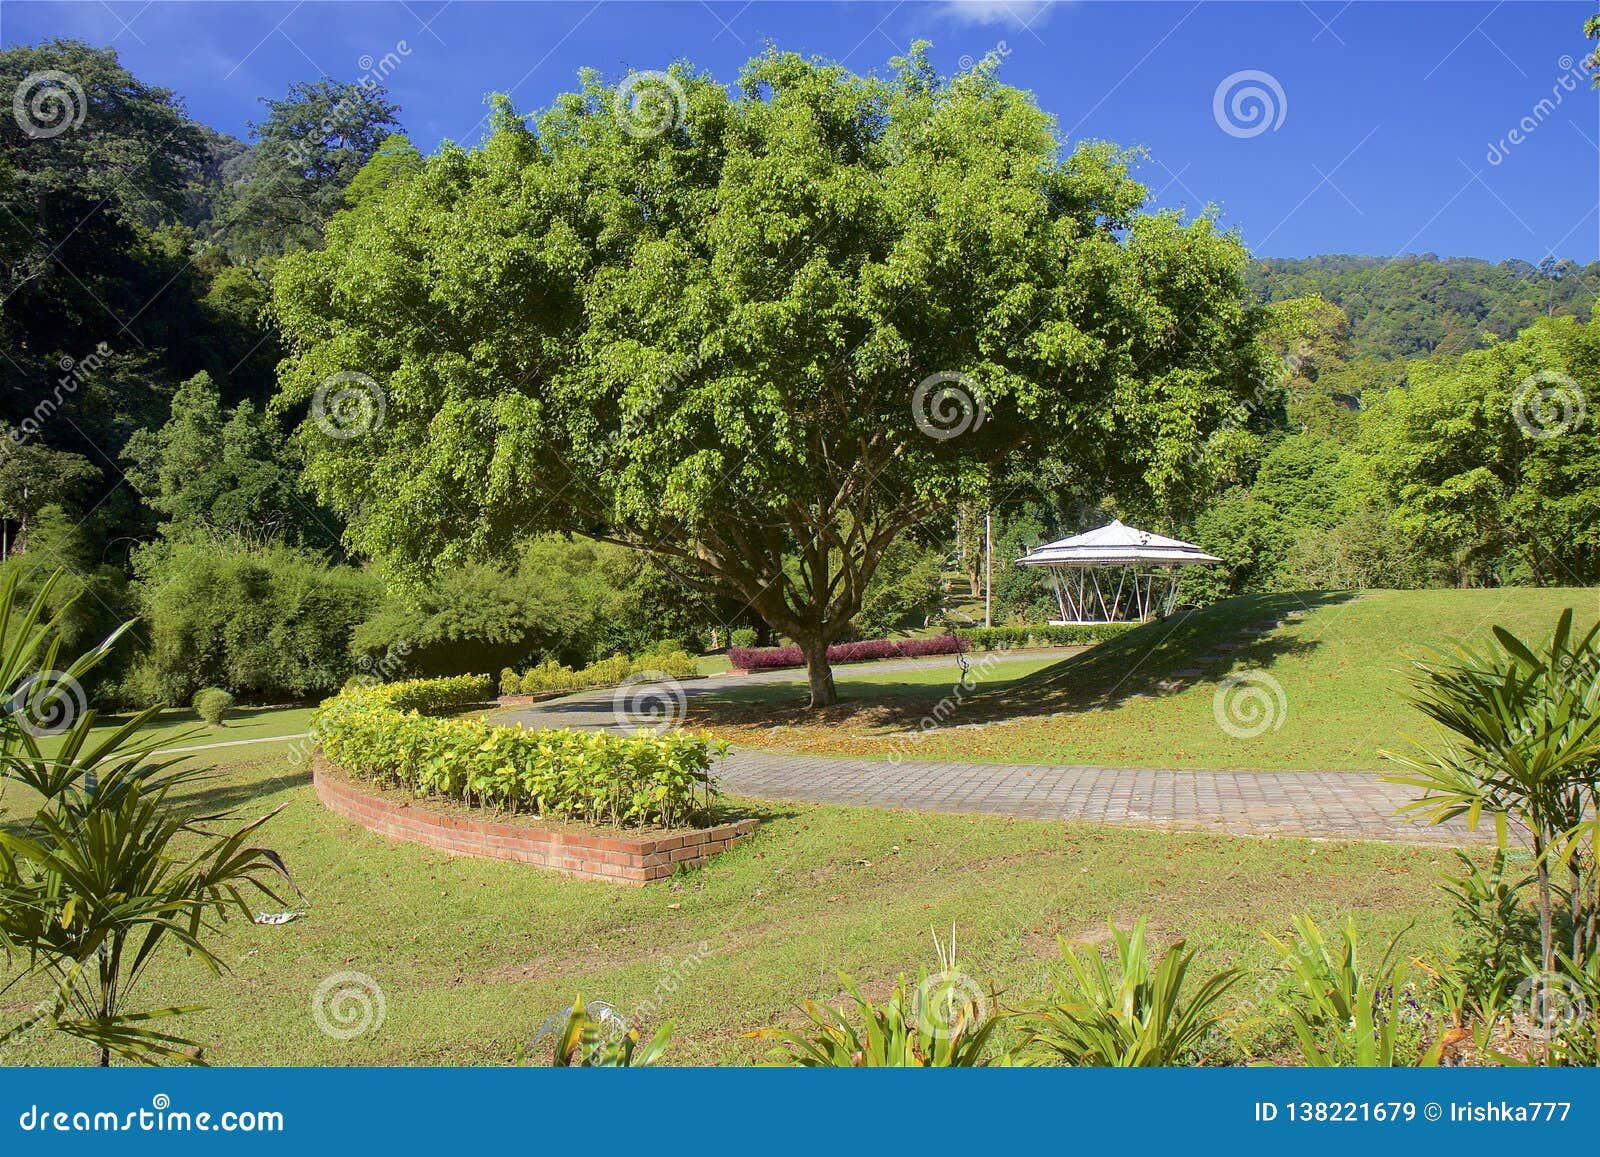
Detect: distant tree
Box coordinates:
(122, 371, 325, 545)
(213, 78, 401, 258)
(0, 442, 99, 556)
(1367, 315, 1600, 585)
(273, 48, 1264, 705)
(0, 40, 209, 229)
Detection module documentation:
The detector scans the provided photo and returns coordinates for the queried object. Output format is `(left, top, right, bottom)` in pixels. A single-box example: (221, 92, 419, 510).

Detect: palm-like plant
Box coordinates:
(1020, 918, 1240, 1066)
(1265, 915, 1443, 1067)
(0, 569, 295, 1065)
(750, 968, 1001, 1066)
(1385, 610, 1600, 973)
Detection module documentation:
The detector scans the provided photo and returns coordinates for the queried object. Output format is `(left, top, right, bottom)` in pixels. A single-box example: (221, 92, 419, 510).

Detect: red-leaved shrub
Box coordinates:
(728, 634, 965, 671)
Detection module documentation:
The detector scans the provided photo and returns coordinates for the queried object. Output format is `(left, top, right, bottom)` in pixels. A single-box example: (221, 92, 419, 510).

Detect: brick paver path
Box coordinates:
(715, 752, 1485, 845)
(497, 658, 1487, 846)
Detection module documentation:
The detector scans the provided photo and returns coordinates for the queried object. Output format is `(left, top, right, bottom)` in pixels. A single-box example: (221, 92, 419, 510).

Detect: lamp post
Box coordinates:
(984, 511, 992, 628)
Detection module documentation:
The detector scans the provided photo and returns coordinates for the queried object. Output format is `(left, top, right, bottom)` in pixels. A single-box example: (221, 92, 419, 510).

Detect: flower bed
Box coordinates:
(313, 762, 755, 884)
(313, 676, 722, 829)
(728, 634, 966, 672)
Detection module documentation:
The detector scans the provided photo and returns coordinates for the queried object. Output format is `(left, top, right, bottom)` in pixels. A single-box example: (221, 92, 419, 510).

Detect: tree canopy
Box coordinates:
(273, 47, 1265, 703)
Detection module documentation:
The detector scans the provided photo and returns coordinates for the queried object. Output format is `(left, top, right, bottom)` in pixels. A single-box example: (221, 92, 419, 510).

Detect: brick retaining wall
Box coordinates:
(313, 765, 757, 884)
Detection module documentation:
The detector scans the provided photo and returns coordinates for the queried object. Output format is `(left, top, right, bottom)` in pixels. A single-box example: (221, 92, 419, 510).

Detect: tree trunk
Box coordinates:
(800, 637, 837, 708)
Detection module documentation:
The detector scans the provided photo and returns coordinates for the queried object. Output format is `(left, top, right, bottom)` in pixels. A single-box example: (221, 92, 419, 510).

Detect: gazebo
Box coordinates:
(1015, 519, 1221, 625)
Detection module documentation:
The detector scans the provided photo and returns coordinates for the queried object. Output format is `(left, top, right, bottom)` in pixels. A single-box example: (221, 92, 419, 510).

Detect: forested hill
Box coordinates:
(1246, 254, 1599, 360)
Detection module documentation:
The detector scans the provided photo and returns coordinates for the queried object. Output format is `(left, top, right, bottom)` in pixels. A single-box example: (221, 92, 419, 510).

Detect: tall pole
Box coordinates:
(984, 510, 992, 628)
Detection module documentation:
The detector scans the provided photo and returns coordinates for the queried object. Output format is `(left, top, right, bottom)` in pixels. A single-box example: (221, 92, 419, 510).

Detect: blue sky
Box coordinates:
(4, 0, 1597, 262)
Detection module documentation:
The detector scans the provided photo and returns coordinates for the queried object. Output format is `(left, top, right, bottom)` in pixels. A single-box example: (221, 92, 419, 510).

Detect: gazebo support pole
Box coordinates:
(1050, 568, 1070, 622)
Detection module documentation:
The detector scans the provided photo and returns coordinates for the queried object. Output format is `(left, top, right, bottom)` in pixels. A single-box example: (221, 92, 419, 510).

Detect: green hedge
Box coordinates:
(953, 623, 1140, 649)
(499, 651, 699, 698)
(313, 677, 720, 829)
(363, 673, 495, 712)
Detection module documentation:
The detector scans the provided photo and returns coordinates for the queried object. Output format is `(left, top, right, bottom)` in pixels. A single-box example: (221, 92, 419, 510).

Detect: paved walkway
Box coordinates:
(715, 752, 1484, 845)
(496, 660, 1487, 846)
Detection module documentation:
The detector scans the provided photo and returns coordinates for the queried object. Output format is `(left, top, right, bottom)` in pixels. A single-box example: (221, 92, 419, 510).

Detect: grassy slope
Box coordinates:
(2, 746, 1467, 1066)
(685, 588, 1600, 771)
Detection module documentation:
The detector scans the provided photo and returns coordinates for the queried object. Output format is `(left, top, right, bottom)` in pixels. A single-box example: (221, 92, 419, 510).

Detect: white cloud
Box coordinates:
(937, 1, 1058, 29)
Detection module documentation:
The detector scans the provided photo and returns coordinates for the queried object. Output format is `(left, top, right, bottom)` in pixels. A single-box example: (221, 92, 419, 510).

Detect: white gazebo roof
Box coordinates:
(1016, 519, 1222, 569)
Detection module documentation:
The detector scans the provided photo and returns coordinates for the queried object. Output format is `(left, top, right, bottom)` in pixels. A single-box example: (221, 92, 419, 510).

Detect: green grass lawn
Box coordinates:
(682, 588, 1600, 771)
(2, 744, 1471, 1066)
(31, 704, 316, 758)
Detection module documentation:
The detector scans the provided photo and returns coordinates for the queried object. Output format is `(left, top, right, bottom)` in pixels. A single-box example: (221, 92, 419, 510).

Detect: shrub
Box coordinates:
(728, 634, 965, 672)
(729, 627, 759, 650)
(192, 686, 234, 725)
(312, 677, 721, 828)
(127, 539, 379, 704)
(500, 652, 698, 697)
(366, 673, 494, 712)
(953, 623, 1138, 650)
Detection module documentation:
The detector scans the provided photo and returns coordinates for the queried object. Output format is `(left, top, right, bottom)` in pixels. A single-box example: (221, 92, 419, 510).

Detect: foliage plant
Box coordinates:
(313, 677, 722, 827)
(751, 969, 1001, 1067)
(192, 686, 234, 726)
(728, 634, 965, 673)
(362, 673, 494, 712)
(498, 652, 698, 698)
(521, 996, 673, 1067)
(1387, 610, 1600, 973)
(0, 570, 294, 1065)
(273, 46, 1265, 707)
(1436, 849, 1540, 1016)
(1264, 916, 1443, 1067)
(1019, 918, 1240, 1066)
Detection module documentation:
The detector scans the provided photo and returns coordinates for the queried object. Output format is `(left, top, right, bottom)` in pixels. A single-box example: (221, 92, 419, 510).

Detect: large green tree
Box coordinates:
(274, 48, 1263, 705)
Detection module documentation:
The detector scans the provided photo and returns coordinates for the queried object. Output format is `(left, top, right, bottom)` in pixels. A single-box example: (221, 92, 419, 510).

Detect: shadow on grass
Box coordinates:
(172, 765, 313, 818)
(970, 590, 1360, 717)
(674, 591, 1359, 731)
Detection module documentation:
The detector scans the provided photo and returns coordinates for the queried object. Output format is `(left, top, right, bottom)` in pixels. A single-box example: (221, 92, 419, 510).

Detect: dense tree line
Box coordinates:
(1246, 254, 1598, 360)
